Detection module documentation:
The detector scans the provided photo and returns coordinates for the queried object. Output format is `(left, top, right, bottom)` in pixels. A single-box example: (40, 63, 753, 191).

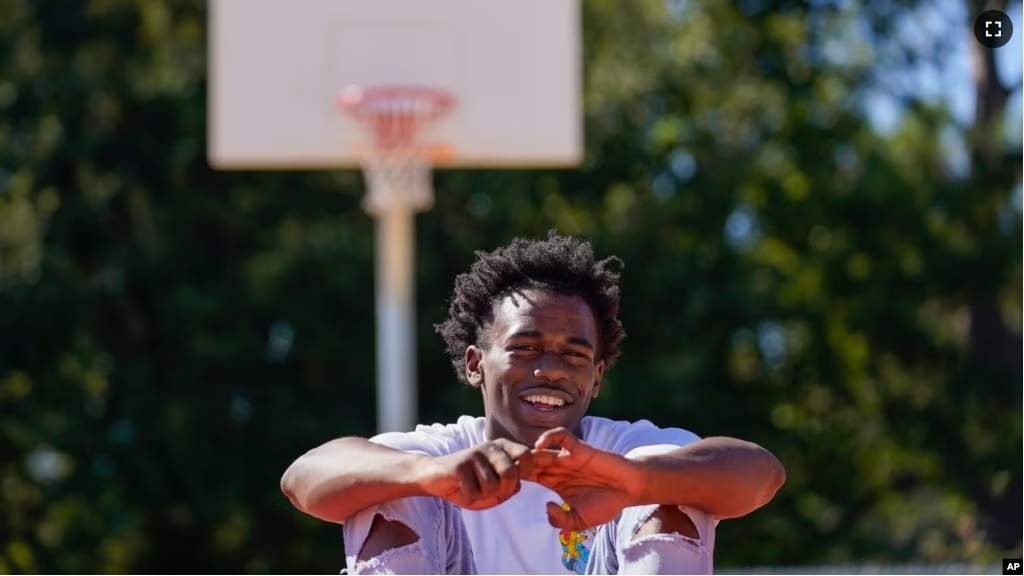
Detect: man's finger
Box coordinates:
(514, 449, 536, 480)
(457, 464, 482, 503)
(488, 447, 520, 501)
(471, 453, 500, 498)
(517, 449, 563, 482)
(493, 438, 531, 460)
(535, 427, 580, 451)
(545, 501, 588, 532)
(529, 449, 562, 467)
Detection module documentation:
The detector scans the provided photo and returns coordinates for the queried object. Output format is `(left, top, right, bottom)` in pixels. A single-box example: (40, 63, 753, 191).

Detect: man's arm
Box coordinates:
(525, 428, 786, 530)
(280, 437, 433, 524)
(629, 436, 786, 519)
(281, 436, 534, 524)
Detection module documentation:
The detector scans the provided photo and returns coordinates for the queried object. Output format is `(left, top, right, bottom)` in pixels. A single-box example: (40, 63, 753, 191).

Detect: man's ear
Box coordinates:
(592, 359, 605, 398)
(465, 345, 484, 387)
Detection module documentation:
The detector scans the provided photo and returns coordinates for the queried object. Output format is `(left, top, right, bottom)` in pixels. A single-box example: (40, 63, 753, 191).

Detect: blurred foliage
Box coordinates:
(0, 0, 1021, 573)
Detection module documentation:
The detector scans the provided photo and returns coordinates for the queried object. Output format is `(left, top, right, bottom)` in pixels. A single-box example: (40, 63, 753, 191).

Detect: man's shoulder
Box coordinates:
(582, 415, 701, 454)
(582, 415, 693, 436)
(370, 415, 484, 456)
(414, 415, 486, 445)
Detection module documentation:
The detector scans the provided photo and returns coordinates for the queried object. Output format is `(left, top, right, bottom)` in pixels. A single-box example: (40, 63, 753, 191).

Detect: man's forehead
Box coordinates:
(490, 290, 596, 330)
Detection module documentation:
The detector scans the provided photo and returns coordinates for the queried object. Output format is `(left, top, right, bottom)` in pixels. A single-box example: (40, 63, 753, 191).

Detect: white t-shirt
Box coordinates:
(370, 415, 701, 575)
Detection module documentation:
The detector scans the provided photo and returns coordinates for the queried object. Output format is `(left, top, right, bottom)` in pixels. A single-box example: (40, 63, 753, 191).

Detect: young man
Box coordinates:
(281, 232, 786, 575)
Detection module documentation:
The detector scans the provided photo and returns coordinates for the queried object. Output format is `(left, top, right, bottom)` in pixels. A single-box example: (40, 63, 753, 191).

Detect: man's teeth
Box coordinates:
(523, 394, 565, 407)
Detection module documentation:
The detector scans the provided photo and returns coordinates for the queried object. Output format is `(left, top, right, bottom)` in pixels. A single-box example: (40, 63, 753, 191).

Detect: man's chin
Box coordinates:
(486, 403, 583, 446)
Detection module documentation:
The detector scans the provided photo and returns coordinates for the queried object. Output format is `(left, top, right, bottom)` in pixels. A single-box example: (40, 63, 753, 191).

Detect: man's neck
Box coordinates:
(483, 417, 585, 447)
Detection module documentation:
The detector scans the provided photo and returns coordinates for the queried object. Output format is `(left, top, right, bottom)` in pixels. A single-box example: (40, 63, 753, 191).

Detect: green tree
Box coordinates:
(0, 0, 1019, 573)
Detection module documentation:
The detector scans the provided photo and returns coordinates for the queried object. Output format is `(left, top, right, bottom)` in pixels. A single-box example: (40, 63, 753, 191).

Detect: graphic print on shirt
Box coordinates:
(556, 504, 598, 574)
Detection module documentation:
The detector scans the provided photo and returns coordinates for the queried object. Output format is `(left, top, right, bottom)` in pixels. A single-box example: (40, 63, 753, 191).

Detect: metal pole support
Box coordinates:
(374, 204, 417, 434)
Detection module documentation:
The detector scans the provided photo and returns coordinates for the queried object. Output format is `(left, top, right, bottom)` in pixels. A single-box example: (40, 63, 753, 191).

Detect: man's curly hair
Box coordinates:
(435, 230, 626, 384)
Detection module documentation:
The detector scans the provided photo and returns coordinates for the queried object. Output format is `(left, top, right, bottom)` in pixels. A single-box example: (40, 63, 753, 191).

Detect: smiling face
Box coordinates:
(465, 289, 606, 447)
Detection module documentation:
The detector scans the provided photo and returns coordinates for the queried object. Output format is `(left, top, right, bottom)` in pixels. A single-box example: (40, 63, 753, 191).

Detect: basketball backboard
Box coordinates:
(208, 0, 581, 169)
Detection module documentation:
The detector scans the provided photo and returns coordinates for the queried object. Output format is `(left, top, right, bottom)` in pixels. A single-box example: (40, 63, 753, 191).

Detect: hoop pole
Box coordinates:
(341, 85, 452, 435)
(374, 202, 417, 433)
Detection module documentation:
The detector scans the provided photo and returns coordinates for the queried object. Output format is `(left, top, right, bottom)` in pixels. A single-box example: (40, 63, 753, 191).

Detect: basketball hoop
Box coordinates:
(339, 86, 454, 216)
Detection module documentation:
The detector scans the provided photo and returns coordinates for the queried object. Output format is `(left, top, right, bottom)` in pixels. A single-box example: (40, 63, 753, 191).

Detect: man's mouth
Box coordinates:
(518, 387, 574, 412)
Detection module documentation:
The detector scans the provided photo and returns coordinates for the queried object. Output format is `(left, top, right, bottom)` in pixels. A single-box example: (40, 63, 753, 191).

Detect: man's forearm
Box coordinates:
(280, 437, 432, 523)
(628, 437, 785, 519)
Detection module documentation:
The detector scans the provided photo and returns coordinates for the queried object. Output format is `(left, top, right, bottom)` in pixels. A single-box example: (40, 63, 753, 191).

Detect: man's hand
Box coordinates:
(522, 428, 644, 532)
(415, 439, 533, 511)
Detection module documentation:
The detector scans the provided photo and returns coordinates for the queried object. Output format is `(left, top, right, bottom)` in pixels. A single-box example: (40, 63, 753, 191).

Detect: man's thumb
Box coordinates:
(546, 501, 585, 531)
(515, 450, 536, 480)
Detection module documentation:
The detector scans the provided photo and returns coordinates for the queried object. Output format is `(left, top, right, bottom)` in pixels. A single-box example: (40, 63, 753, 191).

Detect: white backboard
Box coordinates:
(208, 0, 582, 169)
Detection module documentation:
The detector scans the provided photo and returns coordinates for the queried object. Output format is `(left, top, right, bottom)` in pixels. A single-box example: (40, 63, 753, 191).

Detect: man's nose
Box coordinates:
(533, 351, 569, 382)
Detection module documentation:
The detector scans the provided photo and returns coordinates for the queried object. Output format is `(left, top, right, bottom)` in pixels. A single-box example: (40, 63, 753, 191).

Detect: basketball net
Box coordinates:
(339, 86, 454, 216)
